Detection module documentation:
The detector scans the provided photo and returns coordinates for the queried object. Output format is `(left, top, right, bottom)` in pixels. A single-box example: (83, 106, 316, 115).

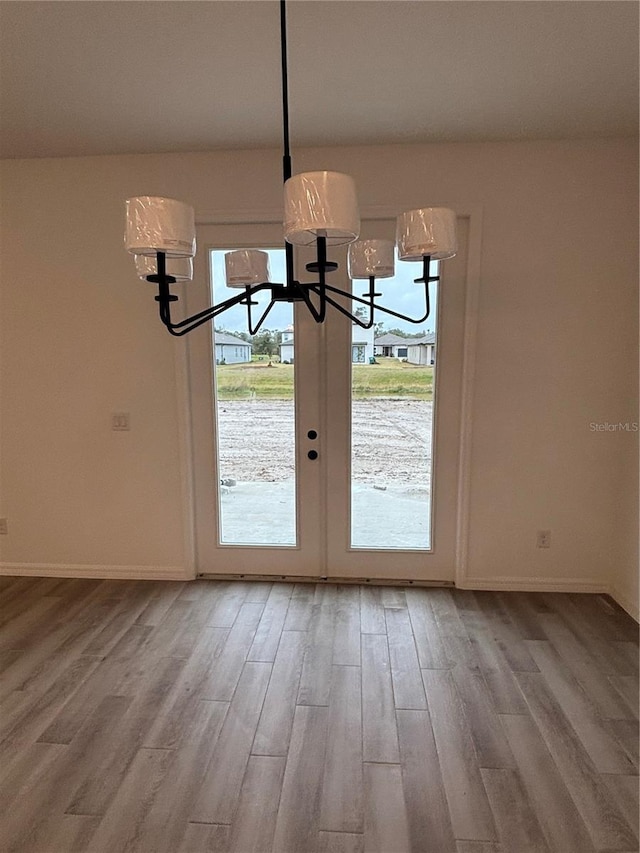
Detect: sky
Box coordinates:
(210, 247, 439, 336)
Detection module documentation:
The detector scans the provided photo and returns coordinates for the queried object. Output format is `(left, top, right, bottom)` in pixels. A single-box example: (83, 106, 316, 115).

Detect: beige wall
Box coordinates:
(0, 139, 637, 615)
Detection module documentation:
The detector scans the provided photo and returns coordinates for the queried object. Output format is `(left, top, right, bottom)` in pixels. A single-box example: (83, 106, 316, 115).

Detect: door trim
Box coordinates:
(174, 204, 483, 583)
(453, 206, 484, 589)
(171, 311, 196, 579)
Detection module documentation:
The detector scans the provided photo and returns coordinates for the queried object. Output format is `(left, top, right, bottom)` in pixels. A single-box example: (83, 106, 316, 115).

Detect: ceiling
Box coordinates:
(1, 1, 637, 160)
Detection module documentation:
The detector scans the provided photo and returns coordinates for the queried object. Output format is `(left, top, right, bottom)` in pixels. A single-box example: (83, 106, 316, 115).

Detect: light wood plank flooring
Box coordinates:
(0, 576, 638, 853)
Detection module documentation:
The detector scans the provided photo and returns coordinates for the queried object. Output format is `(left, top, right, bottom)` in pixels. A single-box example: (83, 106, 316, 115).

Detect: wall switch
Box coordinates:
(0, 518, 7, 535)
(536, 529, 551, 548)
(112, 412, 130, 431)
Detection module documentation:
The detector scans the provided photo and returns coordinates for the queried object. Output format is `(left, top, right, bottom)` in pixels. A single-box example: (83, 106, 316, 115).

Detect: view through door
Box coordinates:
(210, 247, 438, 552)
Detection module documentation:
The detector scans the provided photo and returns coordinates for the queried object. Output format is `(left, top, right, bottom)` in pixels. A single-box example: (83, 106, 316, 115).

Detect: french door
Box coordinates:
(186, 218, 468, 582)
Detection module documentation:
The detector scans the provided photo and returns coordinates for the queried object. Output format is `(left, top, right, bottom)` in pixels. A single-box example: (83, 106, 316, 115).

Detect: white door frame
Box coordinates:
(175, 205, 482, 584)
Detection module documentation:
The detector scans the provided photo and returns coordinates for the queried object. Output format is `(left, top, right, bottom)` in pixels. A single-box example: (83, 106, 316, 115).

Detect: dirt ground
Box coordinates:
(216, 399, 433, 487)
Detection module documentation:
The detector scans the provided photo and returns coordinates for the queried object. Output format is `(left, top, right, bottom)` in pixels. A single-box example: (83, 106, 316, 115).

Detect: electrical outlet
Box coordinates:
(0, 518, 7, 535)
(536, 529, 551, 549)
(112, 412, 130, 431)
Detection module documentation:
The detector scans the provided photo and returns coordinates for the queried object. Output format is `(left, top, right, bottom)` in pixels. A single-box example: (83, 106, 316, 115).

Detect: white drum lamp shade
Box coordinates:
(135, 255, 193, 282)
(225, 250, 270, 288)
(125, 196, 196, 258)
(284, 171, 360, 246)
(396, 208, 457, 261)
(348, 239, 395, 279)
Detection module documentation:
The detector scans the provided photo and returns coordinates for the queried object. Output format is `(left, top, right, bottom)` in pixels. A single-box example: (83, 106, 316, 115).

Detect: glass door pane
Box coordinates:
(350, 256, 439, 550)
(210, 248, 296, 546)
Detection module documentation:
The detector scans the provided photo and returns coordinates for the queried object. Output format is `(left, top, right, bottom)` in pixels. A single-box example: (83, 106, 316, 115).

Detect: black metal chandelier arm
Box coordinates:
(156, 298, 217, 337)
(160, 313, 211, 338)
(307, 282, 374, 328)
(284, 240, 296, 292)
(299, 285, 327, 323)
(159, 301, 173, 328)
(159, 297, 268, 338)
(155, 281, 178, 329)
(376, 282, 430, 324)
(244, 287, 259, 332)
(156, 281, 274, 333)
(306, 285, 372, 329)
(354, 277, 381, 330)
(356, 277, 388, 330)
(354, 307, 375, 330)
(313, 281, 433, 326)
(414, 255, 440, 285)
(314, 238, 329, 323)
(247, 296, 277, 336)
(157, 300, 232, 337)
(368, 282, 431, 325)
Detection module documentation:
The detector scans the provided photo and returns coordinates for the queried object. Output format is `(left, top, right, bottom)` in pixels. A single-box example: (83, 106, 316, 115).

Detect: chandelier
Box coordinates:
(124, 0, 457, 337)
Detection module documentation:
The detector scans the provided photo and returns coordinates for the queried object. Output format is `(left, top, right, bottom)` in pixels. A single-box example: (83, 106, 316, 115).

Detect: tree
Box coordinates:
(386, 327, 426, 339)
(251, 329, 277, 357)
(214, 327, 251, 343)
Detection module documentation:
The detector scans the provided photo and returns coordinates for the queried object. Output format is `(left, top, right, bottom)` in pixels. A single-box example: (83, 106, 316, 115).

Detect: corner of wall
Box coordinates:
(611, 579, 640, 623)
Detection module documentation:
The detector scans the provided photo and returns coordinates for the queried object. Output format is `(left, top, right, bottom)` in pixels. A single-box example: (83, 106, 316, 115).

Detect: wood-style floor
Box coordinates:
(0, 576, 637, 853)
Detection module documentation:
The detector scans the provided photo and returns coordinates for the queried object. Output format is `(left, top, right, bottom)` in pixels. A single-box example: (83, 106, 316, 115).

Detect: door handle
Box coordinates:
(307, 429, 318, 459)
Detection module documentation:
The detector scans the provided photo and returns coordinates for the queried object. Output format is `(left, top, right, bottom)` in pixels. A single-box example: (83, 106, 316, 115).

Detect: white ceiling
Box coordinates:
(1, 1, 637, 159)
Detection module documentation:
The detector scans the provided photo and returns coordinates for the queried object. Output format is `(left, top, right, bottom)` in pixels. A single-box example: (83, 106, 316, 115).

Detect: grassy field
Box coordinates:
(215, 360, 434, 400)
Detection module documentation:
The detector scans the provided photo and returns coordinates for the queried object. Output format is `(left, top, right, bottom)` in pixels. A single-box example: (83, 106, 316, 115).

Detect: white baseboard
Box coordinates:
(610, 583, 640, 623)
(2, 564, 636, 622)
(0, 562, 192, 581)
(457, 575, 609, 594)
(459, 575, 639, 623)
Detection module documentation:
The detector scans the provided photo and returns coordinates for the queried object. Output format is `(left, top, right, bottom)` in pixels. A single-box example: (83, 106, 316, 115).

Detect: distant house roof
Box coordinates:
(214, 331, 252, 347)
(375, 333, 435, 346)
(374, 333, 411, 346)
(283, 336, 375, 346)
(407, 333, 436, 346)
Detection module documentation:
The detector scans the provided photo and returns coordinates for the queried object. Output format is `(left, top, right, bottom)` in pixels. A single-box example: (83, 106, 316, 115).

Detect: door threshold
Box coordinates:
(198, 572, 454, 588)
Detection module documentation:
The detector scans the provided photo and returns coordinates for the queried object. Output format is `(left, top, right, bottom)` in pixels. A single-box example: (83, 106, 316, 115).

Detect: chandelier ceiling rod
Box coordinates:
(279, 0, 298, 313)
(280, 0, 292, 184)
(124, 0, 458, 336)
